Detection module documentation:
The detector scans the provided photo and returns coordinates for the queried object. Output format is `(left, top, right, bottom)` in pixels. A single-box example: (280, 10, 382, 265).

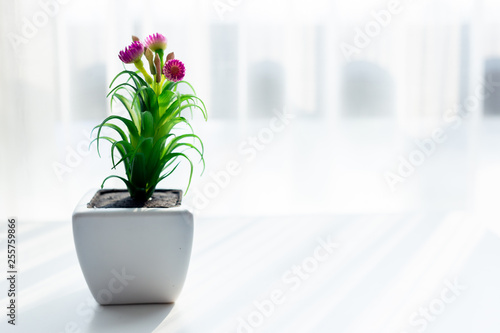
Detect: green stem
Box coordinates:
(134, 59, 153, 85)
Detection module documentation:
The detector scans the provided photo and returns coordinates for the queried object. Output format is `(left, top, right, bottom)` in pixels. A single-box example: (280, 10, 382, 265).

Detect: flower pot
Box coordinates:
(72, 189, 193, 305)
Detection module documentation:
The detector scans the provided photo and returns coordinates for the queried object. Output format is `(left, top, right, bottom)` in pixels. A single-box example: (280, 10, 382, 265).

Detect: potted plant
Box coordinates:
(72, 33, 207, 305)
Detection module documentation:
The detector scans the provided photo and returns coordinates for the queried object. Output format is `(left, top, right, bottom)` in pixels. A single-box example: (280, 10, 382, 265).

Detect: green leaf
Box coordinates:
(89, 135, 115, 157)
(101, 175, 136, 191)
(98, 123, 129, 143)
(178, 94, 208, 120)
(131, 153, 147, 188)
(160, 152, 194, 194)
(158, 162, 181, 183)
(141, 111, 155, 138)
(130, 85, 157, 117)
(110, 140, 134, 170)
(93, 115, 139, 158)
(158, 89, 175, 116)
(109, 70, 148, 89)
(172, 142, 205, 170)
(165, 133, 204, 156)
(155, 117, 193, 140)
(112, 93, 141, 131)
(147, 133, 175, 175)
(107, 82, 137, 98)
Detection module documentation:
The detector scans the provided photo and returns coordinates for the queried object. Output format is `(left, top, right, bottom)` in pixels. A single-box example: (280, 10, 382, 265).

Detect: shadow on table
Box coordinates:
(21, 287, 174, 333)
(87, 302, 174, 333)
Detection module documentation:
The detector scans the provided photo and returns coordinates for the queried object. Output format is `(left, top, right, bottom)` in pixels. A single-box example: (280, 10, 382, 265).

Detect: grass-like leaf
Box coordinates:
(92, 51, 207, 202)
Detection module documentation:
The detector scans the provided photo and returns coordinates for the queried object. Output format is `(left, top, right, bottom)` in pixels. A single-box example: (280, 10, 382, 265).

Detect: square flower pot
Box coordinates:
(72, 189, 193, 305)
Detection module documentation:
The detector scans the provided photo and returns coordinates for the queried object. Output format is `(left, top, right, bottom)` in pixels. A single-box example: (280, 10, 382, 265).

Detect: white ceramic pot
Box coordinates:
(72, 189, 193, 305)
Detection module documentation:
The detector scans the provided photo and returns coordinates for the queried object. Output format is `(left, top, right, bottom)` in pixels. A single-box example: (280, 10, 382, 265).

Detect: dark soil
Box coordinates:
(87, 189, 182, 208)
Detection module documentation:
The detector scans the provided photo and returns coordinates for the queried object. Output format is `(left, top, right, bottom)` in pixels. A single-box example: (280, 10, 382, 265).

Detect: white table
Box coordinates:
(1, 212, 500, 332)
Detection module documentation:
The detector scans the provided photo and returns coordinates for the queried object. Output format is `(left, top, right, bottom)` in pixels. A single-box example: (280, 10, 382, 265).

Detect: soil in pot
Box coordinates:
(87, 189, 182, 208)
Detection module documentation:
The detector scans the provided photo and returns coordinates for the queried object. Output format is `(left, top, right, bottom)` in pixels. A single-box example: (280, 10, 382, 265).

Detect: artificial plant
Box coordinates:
(92, 33, 207, 202)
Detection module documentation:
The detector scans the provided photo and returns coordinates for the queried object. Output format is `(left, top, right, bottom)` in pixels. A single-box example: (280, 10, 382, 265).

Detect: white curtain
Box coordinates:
(1, 0, 499, 221)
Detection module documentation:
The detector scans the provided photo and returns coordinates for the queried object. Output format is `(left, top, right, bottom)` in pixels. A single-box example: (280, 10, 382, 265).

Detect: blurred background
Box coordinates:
(1, 0, 500, 221)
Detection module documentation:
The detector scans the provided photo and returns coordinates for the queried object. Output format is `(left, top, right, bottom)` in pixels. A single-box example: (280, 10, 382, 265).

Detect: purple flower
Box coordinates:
(118, 41, 144, 64)
(163, 59, 185, 82)
(144, 33, 167, 52)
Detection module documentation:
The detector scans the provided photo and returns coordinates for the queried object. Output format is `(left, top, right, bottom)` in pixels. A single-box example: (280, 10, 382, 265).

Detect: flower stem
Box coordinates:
(134, 59, 153, 85)
(154, 81, 160, 95)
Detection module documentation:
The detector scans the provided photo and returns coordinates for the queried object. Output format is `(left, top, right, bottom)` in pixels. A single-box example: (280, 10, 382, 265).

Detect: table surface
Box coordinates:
(1, 212, 500, 333)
